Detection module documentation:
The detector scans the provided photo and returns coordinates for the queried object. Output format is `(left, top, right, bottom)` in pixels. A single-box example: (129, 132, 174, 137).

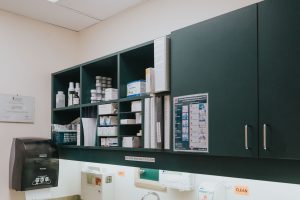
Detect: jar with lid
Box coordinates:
(56, 91, 65, 108)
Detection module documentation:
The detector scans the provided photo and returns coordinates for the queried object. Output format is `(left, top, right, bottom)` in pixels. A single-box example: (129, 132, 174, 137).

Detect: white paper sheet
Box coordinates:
(82, 118, 97, 146)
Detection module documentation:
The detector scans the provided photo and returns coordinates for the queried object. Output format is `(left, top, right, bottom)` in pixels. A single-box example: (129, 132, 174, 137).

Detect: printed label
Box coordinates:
(234, 185, 249, 196)
(125, 156, 155, 163)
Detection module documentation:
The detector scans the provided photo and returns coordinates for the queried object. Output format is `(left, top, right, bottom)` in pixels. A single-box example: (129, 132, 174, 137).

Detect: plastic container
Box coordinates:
(56, 91, 65, 108)
(96, 89, 102, 94)
(52, 131, 77, 145)
(68, 82, 75, 106)
(96, 96, 102, 101)
(91, 89, 97, 97)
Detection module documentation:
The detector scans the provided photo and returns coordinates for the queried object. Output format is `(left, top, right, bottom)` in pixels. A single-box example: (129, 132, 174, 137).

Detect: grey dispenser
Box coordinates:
(9, 138, 59, 191)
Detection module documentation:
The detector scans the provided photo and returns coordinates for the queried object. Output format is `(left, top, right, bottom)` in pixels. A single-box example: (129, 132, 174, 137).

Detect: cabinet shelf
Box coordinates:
(58, 145, 162, 152)
(98, 125, 118, 127)
(53, 105, 80, 112)
(81, 99, 119, 108)
(119, 111, 142, 114)
(119, 95, 150, 102)
(81, 103, 98, 108)
(98, 135, 118, 138)
(118, 135, 141, 137)
(98, 113, 118, 116)
(119, 123, 142, 126)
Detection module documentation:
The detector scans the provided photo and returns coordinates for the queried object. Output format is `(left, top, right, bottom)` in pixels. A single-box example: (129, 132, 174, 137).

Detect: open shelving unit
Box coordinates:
(52, 66, 81, 125)
(50, 2, 300, 186)
(51, 41, 159, 150)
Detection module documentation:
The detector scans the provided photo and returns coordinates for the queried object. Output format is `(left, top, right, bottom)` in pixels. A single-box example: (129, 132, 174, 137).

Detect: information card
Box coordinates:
(0, 94, 35, 123)
(173, 93, 208, 152)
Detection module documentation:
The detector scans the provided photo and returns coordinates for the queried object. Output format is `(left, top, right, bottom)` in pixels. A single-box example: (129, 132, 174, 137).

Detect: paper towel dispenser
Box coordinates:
(9, 138, 59, 191)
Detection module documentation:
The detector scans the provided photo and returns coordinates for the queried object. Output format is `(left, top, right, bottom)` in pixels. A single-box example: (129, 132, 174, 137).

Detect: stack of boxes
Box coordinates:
(98, 103, 119, 147)
(98, 116, 118, 137)
(91, 76, 117, 103)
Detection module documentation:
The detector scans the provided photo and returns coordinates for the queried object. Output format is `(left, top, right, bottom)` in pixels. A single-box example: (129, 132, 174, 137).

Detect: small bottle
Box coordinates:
(73, 83, 80, 105)
(68, 82, 75, 106)
(75, 83, 80, 97)
(56, 91, 65, 108)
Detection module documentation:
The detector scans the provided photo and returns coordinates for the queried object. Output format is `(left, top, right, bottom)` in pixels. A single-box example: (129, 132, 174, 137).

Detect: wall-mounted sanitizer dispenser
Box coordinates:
(9, 138, 59, 191)
(81, 165, 114, 200)
(198, 182, 227, 200)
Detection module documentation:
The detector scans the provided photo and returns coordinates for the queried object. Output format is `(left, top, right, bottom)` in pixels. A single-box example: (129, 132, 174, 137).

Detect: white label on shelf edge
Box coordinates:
(125, 156, 155, 163)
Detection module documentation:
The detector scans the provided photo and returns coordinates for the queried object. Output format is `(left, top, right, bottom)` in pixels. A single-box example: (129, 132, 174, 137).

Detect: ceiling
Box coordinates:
(0, 0, 147, 31)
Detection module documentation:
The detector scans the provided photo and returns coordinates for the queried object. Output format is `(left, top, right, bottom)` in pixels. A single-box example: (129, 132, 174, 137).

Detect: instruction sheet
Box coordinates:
(173, 93, 209, 152)
(0, 94, 35, 123)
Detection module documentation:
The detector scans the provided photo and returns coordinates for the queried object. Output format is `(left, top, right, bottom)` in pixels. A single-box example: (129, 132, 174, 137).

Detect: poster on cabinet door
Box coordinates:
(173, 93, 208, 153)
(0, 94, 35, 123)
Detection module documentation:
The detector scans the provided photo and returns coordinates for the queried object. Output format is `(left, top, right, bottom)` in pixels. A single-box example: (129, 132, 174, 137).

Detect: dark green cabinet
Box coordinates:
(171, 5, 258, 157)
(258, 0, 300, 159)
(54, 1, 300, 183)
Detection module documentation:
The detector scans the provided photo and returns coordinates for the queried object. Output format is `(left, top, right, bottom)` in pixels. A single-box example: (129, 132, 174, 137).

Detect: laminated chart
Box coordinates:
(173, 93, 208, 152)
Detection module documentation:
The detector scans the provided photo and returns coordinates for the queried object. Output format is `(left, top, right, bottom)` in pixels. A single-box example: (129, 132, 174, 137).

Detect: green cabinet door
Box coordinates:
(171, 5, 258, 157)
(258, 0, 300, 159)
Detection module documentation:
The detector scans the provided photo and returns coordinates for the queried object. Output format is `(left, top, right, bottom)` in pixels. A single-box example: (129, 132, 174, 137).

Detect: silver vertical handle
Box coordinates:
(245, 125, 249, 150)
(263, 124, 267, 150)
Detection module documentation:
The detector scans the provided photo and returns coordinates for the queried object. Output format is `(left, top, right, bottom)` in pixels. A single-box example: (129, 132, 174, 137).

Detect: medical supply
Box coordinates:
(73, 83, 80, 105)
(146, 67, 155, 93)
(91, 89, 97, 97)
(97, 127, 118, 136)
(127, 80, 146, 97)
(99, 116, 118, 126)
(68, 82, 75, 106)
(120, 119, 136, 124)
(100, 137, 118, 147)
(137, 130, 142, 136)
(135, 113, 142, 124)
(92, 75, 114, 102)
(98, 103, 118, 115)
(91, 96, 97, 103)
(56, 91, 65, 108)
(131, 100, 142, 112)
(75, 82, 80, 96)
(90, 89, 97, 103)
(122, 136, 141, 148)
(154, 36, 170, 92)
(105, 88, 118, 101)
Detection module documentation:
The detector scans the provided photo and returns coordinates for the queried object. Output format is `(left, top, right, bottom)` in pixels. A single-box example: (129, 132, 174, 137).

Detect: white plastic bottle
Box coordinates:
(56, 91, 65, 108)
(68, 82, 75, 106)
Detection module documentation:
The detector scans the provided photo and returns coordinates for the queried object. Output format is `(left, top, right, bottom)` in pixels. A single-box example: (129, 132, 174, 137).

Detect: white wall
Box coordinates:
(80, 162, 300, 200)
(78, 0, 262, 63)
(0, 10, 79, 200)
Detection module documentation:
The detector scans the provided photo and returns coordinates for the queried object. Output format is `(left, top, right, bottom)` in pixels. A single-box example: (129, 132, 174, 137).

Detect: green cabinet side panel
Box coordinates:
(171, 5, 258, 157)
(258, 0, 300, 159)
